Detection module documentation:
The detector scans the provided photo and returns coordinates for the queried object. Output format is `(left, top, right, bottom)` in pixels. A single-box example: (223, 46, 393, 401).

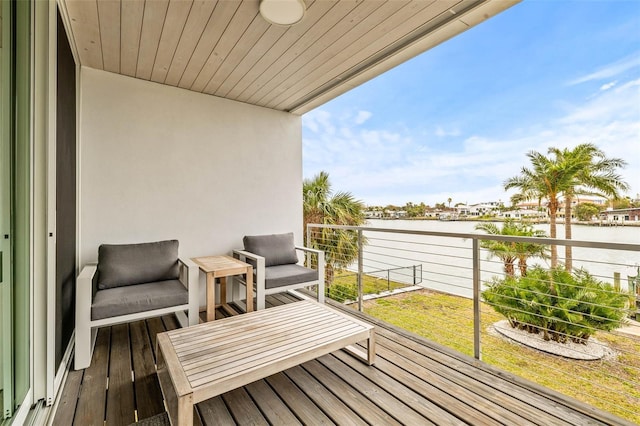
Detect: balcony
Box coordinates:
(8, 1, 638, 423)
(53, 293, 633, 425)
(306, 223, 640, 424)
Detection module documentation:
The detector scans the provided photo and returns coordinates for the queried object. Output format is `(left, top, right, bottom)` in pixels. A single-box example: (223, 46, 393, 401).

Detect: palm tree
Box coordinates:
(548, 144, 628, 271)
(475, 220, 547, 277)
(303, 171, 366, 285)
(505, 150, 586, 267)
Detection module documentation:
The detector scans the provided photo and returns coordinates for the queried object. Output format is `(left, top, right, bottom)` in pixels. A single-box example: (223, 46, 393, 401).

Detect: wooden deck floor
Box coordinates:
(51, 294, 632, 426)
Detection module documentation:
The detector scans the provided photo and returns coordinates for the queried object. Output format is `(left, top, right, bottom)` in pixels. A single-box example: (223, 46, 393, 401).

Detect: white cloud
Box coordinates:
(569, 52, 640, 85)
(302, 110, 335, 135)
(599, 81, 617, 91)
(354, 110, 372, 125)
(303, 76, 640, 206)
(559, 78, 640, 125)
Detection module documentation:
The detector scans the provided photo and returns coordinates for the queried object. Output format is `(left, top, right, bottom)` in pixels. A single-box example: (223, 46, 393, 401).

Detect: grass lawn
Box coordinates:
(362, 289, 640, 424)
(329, 272, 410, 302)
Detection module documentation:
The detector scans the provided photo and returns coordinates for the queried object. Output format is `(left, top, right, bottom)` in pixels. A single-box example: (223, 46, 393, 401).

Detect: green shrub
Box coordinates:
(482, 266, 628, 343)
(328, 282, 358, 303)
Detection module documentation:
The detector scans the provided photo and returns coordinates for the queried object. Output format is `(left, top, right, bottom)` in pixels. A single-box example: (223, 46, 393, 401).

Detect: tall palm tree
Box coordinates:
(303, 171, 366, 285)
(549, 144, 628, 271)
(475, 220, 547, 277)
(505, 150, 582, 267)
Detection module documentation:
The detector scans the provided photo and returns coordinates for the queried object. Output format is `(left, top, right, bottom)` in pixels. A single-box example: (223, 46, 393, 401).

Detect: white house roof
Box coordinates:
(59, 0, 519, 114)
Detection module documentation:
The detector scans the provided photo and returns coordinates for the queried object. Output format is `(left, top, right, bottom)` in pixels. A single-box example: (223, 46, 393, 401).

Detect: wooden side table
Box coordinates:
(191, 255, 253, 321)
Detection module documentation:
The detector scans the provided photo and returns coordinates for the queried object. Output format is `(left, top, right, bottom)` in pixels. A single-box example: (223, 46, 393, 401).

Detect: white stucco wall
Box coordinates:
(79, 67, 303, 272)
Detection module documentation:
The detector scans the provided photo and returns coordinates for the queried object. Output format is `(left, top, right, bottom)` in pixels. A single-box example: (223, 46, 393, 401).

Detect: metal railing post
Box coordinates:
(357, 229, 363, 312)
(472, 238, 481, 360)
(306, 225, 311, 267)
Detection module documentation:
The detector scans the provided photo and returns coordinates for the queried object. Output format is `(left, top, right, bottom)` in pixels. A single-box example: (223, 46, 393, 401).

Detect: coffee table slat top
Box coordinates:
(160, 300, 374, 403)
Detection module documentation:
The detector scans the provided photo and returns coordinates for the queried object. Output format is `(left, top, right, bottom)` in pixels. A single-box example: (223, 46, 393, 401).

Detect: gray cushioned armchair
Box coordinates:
(233, 233, 325, 310)
(75, 240, 199, 370)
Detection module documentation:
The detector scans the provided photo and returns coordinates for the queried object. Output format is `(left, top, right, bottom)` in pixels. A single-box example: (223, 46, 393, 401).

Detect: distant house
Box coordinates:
(424, 209, 441, 218)
(516, 201, 544, 210)
(515, 198, 607, 221)
(455, 205, 471, 216)
(556, 196, 607, 220)
(467, 203, 501, 217)
(382, 209, 406, 219)
(500, 209, 547, 220)
(364, 210, 383, 219)
(573, 196, 607, 206)
(601, 208, 640, 223)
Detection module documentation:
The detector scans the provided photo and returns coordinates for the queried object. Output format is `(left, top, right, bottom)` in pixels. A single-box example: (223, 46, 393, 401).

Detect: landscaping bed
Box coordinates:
(363, 289, 640, 424)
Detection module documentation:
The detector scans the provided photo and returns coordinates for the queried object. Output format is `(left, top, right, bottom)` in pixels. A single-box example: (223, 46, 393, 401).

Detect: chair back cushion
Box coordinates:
(97, 240, 180, 290)
(243, 232, 299, 267)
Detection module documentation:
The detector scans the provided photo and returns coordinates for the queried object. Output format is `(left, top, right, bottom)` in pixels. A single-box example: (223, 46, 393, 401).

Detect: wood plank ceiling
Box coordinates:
(59, 0, 518, 115)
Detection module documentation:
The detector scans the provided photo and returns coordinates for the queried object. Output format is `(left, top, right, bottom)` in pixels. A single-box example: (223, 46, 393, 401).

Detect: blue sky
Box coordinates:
(302, 1, 640, 207)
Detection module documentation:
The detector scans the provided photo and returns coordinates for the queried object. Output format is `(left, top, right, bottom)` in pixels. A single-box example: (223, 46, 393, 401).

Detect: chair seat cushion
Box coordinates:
(265, 264, 318, 289)
(91, 279, 187, 320)
(97, 240, 180, 290)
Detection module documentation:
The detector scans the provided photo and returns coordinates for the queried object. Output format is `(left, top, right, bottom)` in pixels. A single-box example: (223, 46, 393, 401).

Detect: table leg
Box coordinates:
(367, 331, 376, 366)
(220, 276, 227, 306)
(206, 273, 215, 322)
(246, 267, 253, 312)
(177, 393, 194, 426)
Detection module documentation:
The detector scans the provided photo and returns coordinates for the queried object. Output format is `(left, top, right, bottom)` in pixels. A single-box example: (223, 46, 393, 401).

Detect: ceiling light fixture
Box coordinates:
(259, 0, 306, 26)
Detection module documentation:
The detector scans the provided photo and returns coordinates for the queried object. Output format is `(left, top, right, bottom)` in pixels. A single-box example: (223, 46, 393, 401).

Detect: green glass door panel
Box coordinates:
(0, 0, 31, 419)
(0, 0, 14, 419)
(13, 0, 31, 409)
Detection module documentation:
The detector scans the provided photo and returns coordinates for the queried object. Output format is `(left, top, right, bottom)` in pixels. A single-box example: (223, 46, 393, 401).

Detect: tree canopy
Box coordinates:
(549, 143, 627, 270)
(303, 171, 366, 284)
(505, 143, 627, 269)
(475, 220, 548, 277)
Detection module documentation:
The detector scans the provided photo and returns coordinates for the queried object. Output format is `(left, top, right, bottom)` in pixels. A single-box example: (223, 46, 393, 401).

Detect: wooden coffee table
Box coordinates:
(156, 300, 375, 425)
(191, 255, 253, 321)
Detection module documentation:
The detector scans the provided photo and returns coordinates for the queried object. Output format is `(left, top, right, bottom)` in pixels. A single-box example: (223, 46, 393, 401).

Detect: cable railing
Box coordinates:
(306, 223, 640, 423)
(327, 264, 422, 304)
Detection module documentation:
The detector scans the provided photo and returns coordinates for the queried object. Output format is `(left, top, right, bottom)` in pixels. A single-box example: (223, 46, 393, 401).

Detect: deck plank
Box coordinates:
(244, 380, 302, 425)
(221, 387, 269, 425)
(73, 327, 110, 426)
(196, 396, 235, 426)
(266, 372, 335, 425)
(53, 297, 633, 426)
(161, 314, 180, 331)
(269, 293, 293, 306)
(376, 331, 579, 425)
(146, 317, 166, 360)
(295, 360, 396, 426)
(50, 369, 83, 425)
(130, 320, 165, 420)
(325, 350, 462, 426)
(339, 344, 503, 425)
(106, 323, 136, 425)
(314, 353, 432, 425)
